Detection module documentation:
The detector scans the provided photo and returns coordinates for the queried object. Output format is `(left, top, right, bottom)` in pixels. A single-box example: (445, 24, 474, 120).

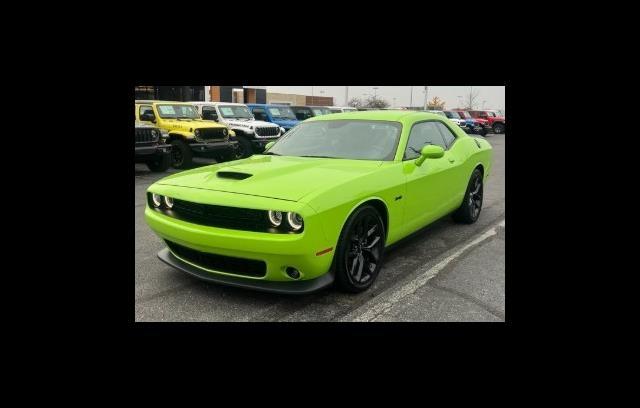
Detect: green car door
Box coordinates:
(402, 120, 462, 235)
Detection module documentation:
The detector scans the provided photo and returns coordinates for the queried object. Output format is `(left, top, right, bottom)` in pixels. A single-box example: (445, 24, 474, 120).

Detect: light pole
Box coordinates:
(457, 96, 463, 108)
(409, 86, 413, 108)
(345, 86, 349, 106)
(424, 86, 429, 110)
(311, 86, 314, 105)
(482, 100, 486, 109)
(393, 97, 396, 107)
(373, 87, 379, 98)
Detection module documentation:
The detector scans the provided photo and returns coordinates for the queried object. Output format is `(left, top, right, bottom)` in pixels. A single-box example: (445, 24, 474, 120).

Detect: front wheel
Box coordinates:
(493, 123, 505, 134)
(146, 153, 171, 172)
(170, 139, 193, 169)
(334, 205, 386, 293)
(452, 168, 483, 224)
(236, 136, 253, 159)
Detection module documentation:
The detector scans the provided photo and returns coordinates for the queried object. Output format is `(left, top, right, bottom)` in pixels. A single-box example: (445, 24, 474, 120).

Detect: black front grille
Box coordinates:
(171, 198, 268, 232)
(198, 127, 227, 141)
(255, 126, 280, 137)
(135, 128, 158, 144)
(165, 240, 266, 277)
(147, 194, 303, 233)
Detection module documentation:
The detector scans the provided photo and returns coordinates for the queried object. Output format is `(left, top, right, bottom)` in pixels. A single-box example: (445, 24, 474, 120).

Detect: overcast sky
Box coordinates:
(265, 86, 505, 110)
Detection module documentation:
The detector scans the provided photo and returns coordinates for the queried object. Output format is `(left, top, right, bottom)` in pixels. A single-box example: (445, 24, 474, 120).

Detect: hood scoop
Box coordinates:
(216, 171, 253, 180)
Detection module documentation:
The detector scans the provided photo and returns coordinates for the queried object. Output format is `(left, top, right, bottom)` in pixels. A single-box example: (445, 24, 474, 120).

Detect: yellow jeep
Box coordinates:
(135, 100, 238, 168)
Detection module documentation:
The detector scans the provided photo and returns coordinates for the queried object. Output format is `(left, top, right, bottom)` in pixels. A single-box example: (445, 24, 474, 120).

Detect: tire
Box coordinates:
(493, 123, 505, 134)
(236, 136, 253, 159)
(170, 139, 193, 169)
(146, 153, 171, 172)
(452, 168, 483, 224)
(478, 128, 487, 136)
(334, 205, 386, 293)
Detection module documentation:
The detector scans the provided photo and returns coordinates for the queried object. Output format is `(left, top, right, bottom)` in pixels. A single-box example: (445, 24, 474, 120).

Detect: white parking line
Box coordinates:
(342, 219, 505, 322)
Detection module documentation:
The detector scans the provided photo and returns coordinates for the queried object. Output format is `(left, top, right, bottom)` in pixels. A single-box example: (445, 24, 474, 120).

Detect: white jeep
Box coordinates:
(191, 102, 284, 158)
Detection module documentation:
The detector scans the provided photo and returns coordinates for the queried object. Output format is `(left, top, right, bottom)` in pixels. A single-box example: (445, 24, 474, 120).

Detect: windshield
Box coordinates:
(292, 107, 313, 120)
(311, 108, 327, 116)
(445, 111, 461, 119)
(267, 106, 297, 120)
(488, 111, 497, 117)
(266, 120, 401, 161)
(218, 105, 253, 119)
(457, 111, 470, 119)
(156, 104, 200, 119)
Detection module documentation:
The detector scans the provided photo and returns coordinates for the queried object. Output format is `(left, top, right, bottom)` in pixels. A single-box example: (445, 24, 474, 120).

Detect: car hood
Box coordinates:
(224, 118, 278, 128)
(272, 119, 299, 128)
(163, 118, 228, 130)
(157, 155, 383, 202)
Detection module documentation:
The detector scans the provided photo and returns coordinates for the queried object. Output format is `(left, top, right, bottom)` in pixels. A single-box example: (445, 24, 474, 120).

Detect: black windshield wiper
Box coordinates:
(262, 151, 281, 156)
(299, 155, 334, 159)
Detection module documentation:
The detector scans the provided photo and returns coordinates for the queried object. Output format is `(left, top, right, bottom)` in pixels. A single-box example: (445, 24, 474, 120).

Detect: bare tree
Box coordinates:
(464, 87, 481, 110)
(347, 97, 364, 108)
(427, 96, 446, 110)
(364, 95, 390, 109)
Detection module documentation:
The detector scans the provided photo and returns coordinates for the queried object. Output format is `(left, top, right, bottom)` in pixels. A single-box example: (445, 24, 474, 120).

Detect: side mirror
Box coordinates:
(264, 141, 276, 151)
(415, 145, 444, 167)
(141, 112, 156, 122)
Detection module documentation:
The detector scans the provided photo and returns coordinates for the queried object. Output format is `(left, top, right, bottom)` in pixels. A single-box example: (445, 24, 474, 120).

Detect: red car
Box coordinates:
(454, 110, 491, 136)
(468, 110, 506, 134)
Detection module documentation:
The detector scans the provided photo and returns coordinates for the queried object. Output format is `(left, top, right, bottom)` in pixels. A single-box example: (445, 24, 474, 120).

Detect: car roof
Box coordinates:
(190, 101, 247, 106)
(305, 110, 446, 123)
(135, 100, 194, 105)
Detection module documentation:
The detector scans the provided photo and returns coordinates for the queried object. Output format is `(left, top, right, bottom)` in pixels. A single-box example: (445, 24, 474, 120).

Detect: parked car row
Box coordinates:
(134, 99, 504, 172)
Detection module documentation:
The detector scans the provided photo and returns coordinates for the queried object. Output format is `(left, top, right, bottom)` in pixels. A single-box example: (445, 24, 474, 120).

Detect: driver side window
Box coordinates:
(201, 106, 218, 121)
(252, 108, 268, 121)
(404, 122, 447, 160)
(139, 105, 154, 120)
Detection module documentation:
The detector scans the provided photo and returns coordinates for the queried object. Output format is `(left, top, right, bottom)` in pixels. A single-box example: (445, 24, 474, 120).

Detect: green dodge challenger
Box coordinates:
(145, 110, 493, 294)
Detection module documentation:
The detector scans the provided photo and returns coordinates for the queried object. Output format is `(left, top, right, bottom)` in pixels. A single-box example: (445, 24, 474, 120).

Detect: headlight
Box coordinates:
(151, 129, 159, 138)
(223, 128, 228, 136)
(287, 212, 303, 231)
(151, 193, 162, 207)
(194, 129, 200, 137)
(268, 210, 283, 227)
(164, 196, 173, 209)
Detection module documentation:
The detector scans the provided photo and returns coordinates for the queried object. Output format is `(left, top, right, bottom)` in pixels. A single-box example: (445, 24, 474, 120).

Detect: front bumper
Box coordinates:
(158, 248, 334, 294)
(135, 144, 171, 161)
(189, 140, 238, 155)
(145, 195, 336, 292)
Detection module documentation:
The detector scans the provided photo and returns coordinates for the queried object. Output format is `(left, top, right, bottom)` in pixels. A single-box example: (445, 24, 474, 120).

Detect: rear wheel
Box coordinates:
(334, 205, 386, 293)
(146, 153, 171, 172)
(453, 168, 483, 224)
(493, 123, 505, 134)
(170, 139, 193, 169)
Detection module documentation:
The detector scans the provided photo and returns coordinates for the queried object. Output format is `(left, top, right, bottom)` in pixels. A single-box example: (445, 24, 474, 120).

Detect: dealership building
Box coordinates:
(135, 86, 333, 106)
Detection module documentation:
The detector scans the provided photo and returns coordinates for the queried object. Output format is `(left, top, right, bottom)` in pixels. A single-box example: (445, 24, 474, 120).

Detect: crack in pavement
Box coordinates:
(341, 219, 505, 322)
(426, 282, 505, 320)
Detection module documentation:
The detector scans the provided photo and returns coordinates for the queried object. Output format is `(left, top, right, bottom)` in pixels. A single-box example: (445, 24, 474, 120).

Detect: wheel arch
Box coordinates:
(166, 132, 192, 143)
(341, 196, 390, 242)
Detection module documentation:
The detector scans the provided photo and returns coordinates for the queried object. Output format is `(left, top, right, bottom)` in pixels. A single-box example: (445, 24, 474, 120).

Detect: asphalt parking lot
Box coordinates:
(135, 133, 505, 322)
